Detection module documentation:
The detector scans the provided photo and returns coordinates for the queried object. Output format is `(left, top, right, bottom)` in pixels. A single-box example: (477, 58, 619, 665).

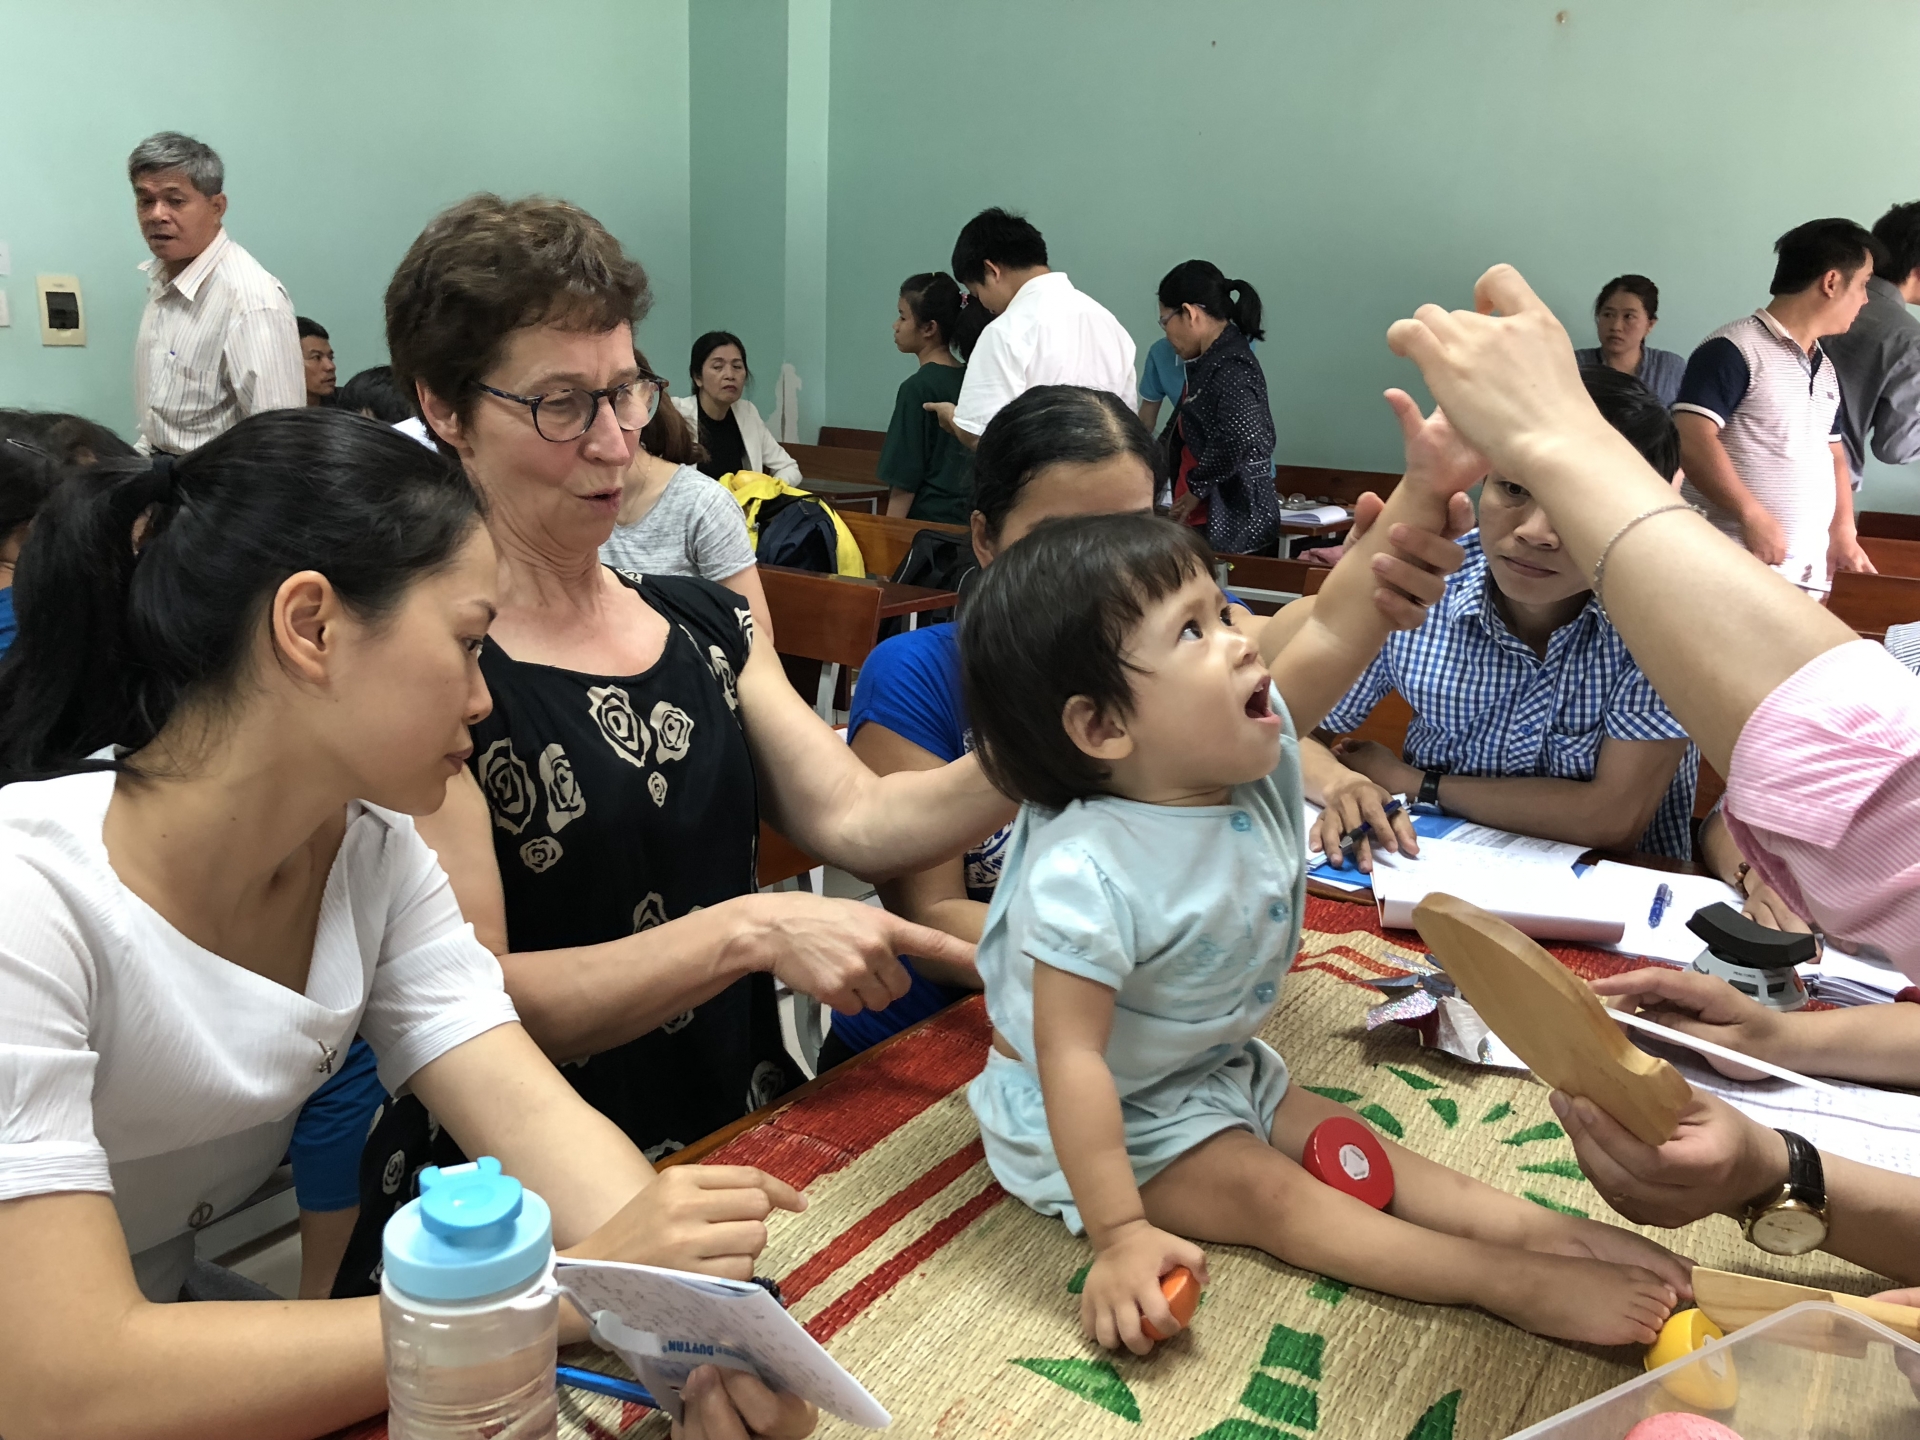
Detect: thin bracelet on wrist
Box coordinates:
(1591, 502, 1702, 614)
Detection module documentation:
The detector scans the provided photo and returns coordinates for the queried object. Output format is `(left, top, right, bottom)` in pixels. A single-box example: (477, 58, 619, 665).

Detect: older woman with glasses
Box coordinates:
(332, 195, 1002, 1310)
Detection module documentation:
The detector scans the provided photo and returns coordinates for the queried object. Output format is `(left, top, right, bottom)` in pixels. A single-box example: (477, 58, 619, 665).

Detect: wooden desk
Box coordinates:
(1829, 569, 1920, 639)
(818, 426, 886, 451)
(1862, 535, 1920, 579)
(833, 507, 969, 578)
(760, 565, 958, 622)
(1275, 463, 1401, 508)
(1859, 510, 1920, 542)
(789, 442, 881, 483)
(1216, 552, 1327, 612)
(799, 476, 889, 512)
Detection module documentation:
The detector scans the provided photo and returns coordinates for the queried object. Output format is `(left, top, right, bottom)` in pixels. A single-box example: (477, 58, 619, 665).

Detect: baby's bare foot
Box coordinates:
(1480, 1250, 1677, 1346)
(1529, 1214, 1694, 1300)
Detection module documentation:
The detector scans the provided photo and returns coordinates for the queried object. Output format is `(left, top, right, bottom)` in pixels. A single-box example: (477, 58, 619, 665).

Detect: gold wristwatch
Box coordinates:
(1740, 1129, 1828, 1256)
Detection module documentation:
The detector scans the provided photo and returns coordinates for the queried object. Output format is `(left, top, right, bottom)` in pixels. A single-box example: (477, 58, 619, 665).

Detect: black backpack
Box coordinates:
(753, 493, 838, 572)
(882, 528, 978, 635)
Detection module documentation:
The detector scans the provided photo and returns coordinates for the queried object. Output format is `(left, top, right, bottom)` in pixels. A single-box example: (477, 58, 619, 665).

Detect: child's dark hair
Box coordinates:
(691, 330, 750, 389)
(1579, 365, 1681, 481)
(338, 365, 414, 423)
(1593, 274, 1659, 320)
(951, 207, 1048, 287)
(972, 386, 1163, 537)
(900, 272, 964, 351)
(962, 513, 1212, 810)
(1157, 260, 1264, 343)
(0, 407, 483, 784)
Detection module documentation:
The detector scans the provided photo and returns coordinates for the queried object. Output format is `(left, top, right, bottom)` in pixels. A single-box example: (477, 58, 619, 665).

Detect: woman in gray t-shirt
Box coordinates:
(600, 359, 771, 637)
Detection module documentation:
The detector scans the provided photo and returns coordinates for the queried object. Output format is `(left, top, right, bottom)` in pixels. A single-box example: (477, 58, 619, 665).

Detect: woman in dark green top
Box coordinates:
(881, 272, 973, 524)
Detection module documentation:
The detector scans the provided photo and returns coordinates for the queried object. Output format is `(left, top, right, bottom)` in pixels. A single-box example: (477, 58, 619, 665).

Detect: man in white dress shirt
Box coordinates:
(929, 208, 1137, 449)
(128, 132, 304, 454)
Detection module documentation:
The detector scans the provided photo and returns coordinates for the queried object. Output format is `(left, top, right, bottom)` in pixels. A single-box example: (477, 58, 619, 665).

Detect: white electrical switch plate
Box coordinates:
(0, 290, 10, 327)
(0, 242, 11, 276)
(37, 274, 84, 346)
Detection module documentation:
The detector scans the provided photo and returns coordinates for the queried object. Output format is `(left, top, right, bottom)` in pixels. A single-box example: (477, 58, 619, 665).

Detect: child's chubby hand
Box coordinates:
(1081, 1219, 1209, 1355)
(1385, 388, 1490, 503)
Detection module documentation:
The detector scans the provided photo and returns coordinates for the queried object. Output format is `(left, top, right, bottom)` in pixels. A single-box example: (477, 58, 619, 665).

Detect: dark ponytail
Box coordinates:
(634, 347, 705, 467)
(900, 272, 965, 352)
(0, 407, 484, 784)
(1157, 259, 1265, 343)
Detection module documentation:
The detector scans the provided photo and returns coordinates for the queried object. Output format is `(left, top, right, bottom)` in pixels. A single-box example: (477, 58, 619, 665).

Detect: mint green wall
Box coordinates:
(689, 0, 787, 414)
(0, 0, 692, 438)
(825, 0, 1920, 511)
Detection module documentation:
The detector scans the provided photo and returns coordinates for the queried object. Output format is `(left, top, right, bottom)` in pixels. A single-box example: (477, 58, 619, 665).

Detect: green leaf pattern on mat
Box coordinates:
(1480, 1101, 1513, 1124)
(1357, 1103, 1404, 1139)
(1066, 1262, 1089, 1294)
(1501, 1121, 1565, 1146)
(1517, 1158, 1585, 1181)
(1303, 1085, 1361, 1104)
(1239, 1374, 1319, 1430)
(1382, 1065, 1440, 1091)
(1190, 1424, 1295, 1440)
(1259, 1323, 1324, 1380)
(1425, 1097, 1458, 1127)
(1403, 1389, 1462, 1440)
(1307, 1277, 1349, 1306)
(1010, 1357, 1141, 1423)
(1522, 1190, 1589, 1217)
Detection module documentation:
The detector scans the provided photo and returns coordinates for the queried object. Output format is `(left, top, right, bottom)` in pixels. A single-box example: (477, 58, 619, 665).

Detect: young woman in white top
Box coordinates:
(601, 347, 773, 640)
(0, 408, 815, 1440)
(673, 330, 803, 482)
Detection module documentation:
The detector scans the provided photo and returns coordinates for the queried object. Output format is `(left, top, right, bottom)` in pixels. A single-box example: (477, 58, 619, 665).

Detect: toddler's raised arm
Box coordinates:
(1264, 391, 1485, 734)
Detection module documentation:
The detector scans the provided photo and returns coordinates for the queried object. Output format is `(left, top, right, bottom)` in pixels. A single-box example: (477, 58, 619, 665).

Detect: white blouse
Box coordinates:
(0, 771, 518, 1300)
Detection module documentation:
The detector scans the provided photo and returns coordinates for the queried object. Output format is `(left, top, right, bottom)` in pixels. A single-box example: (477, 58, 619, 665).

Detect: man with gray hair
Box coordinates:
(128, 131, 303, 453)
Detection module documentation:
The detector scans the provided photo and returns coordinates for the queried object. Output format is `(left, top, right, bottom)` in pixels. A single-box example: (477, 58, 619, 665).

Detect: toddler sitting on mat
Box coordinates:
(959, 394, 1691, 1354)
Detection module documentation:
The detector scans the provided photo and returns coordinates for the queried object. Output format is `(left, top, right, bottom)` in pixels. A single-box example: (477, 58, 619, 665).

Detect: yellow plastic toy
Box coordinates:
(1645, 1308, 1738, 1410)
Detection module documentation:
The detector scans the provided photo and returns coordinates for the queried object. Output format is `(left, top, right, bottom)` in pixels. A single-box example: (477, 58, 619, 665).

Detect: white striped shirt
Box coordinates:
(1675, 308, 1846, 595)
(133, 229, 305, 454)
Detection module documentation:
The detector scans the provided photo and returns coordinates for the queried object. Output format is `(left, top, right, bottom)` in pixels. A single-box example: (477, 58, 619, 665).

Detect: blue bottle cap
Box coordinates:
(382, 1156, 554, 1302)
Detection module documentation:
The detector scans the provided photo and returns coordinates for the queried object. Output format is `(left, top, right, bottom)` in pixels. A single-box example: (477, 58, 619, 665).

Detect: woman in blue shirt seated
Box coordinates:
(1575, 274, 1688, 410)
(820, 386, 1163, 1067)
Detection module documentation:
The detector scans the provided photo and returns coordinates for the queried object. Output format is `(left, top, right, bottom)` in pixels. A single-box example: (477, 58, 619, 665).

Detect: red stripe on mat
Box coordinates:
(803, 1181, 1008, 1345)
(706, 1000, 991, 1189)
(779, 1138, 987, 1304)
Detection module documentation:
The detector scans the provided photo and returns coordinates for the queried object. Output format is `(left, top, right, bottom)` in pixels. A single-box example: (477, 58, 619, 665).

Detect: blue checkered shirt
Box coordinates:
(1322, 531, 1698, 858)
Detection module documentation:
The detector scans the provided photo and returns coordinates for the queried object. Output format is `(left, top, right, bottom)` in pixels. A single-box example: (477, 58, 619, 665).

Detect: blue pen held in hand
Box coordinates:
(1648, 882, 1673, 928)
(1338, 795, 1408, 866)
(556, 1364, 657, 1410)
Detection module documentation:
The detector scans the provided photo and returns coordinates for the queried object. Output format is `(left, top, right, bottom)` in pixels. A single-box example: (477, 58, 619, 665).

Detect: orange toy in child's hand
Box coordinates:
(1141, 1266, 1201, 1341)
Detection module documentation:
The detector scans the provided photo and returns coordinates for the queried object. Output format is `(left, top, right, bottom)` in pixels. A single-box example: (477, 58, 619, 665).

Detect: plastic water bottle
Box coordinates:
(381, 1156, 559, 1440)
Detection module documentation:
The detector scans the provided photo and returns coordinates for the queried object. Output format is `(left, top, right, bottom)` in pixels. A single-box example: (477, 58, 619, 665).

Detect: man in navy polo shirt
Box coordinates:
(1674, 218, 1879, 594)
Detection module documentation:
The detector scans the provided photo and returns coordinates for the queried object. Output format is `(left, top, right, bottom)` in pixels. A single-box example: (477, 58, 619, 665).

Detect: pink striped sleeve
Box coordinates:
(1722, 639, 1920, 977)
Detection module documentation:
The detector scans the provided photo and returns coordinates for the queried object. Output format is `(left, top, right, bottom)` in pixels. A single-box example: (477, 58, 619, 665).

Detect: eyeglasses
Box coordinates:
(475, 373, 664, 442)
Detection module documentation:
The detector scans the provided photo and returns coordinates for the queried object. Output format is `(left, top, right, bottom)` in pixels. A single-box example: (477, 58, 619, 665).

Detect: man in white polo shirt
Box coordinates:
(129, 132, 304, 454)
(1674, 218, 1879, 594)
(927, 208, 1136, 449)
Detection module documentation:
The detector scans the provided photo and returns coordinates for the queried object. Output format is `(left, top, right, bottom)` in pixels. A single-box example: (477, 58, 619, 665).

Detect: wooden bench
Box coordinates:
(1216, 552, 1327, 612)
(1858, 510, 1920, 541)
(1862, 536, 1920, 579)
(834, 507, 969, 578)
(819, 426, 886, 451)
(761, 565, 886, 720)
(788, 442, 881, 483)
(1829, 570, 1920, 640)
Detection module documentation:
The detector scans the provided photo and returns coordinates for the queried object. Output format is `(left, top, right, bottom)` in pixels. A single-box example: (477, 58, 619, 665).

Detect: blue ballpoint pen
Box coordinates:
(1648, 882, 1673, 928)
(1338, 795, 1407, 863)
(556, 1364, 657, 1410)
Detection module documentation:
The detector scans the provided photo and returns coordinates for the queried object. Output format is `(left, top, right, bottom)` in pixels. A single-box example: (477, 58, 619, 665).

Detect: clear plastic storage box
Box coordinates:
(1509, 1302, 1920, 1440)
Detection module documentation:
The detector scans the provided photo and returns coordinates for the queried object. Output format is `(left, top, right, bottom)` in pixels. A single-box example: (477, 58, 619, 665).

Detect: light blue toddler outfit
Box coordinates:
(967, 695, 1306, 1234)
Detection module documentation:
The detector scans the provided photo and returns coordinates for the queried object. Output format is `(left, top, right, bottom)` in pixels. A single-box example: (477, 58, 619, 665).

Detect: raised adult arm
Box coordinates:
(735, 620, 1015, 881)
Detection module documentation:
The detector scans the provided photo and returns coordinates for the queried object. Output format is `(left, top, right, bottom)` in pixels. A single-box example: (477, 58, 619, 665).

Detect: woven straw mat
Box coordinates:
(546, 897, 1887, 1440)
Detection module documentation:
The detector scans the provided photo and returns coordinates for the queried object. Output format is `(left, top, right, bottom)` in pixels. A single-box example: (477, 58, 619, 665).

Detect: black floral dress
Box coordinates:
(331, 571, 800, 1297)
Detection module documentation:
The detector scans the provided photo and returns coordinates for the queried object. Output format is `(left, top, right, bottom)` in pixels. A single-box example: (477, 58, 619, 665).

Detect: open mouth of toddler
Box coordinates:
(1244, 680, 1274, 720)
